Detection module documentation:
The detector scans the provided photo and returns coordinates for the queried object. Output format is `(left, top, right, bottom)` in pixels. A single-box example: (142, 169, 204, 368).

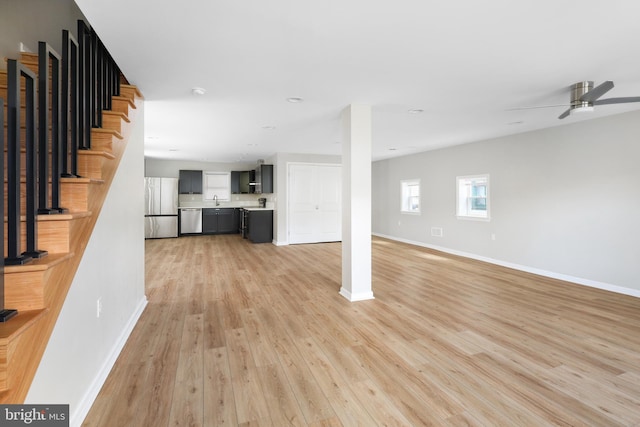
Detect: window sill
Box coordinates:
(456, 215, 490, 222)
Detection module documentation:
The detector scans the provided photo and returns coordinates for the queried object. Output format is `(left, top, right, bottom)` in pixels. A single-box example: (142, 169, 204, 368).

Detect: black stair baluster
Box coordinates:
(6, 60, 37, 265)
(90, 28, 99, 129)
(0, 97, 19, 322)
(78, 20, 92, 150)
(38, 42, 67, 214)
(23, 57, 48, 259)
(61, 30, 79, 178)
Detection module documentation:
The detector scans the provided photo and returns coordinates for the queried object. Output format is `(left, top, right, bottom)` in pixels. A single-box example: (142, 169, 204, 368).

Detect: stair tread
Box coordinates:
(0, 309, 48, 344)
(120, 84, 144, 99)
(78, 149, 116, 160)
(112, 95, 137, 109)
(103, 110, 130, 123)
(4, 253, 74, 274)
(92, 127, 123, 140)
(3, 211, 92, 222)
(2, 147, 116, 160)
(5, 177, 104, 184)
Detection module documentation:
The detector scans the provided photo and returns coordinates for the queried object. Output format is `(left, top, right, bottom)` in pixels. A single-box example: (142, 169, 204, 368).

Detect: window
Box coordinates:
(401, 179, 420, 214)
(457, 174, 489, 220)
(203, 172, 231, 201)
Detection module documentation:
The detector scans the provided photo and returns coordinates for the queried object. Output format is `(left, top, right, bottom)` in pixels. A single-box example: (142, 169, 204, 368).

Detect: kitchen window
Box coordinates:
(204, 171, 231, 201)
(401, 179, 420, 214)
(457, 174, 489, 220)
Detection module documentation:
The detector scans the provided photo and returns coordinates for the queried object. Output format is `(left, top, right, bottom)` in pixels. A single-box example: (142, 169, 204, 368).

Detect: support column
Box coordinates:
(340, 104, 374, 302)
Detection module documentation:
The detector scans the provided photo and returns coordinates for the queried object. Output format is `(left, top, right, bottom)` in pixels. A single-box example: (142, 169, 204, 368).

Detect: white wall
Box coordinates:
(0, 0, 86, 70)
(372, 110, 640, 295)
(273, 152, 341, 245)
(26, 104, 147, 426)
(144, 158, 257, 178)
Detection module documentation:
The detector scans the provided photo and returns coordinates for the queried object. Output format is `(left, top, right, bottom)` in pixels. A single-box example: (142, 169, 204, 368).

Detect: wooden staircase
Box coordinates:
(0, 50, 142, 403)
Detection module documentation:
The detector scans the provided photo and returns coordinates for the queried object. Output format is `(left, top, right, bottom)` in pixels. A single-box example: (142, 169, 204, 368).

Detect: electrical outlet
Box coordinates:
(97, 298, 102, 318)
(431, 227, 443, 237)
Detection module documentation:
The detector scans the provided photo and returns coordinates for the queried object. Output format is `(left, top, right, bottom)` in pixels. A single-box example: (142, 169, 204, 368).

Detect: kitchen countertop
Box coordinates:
(178, 205, 273, 211)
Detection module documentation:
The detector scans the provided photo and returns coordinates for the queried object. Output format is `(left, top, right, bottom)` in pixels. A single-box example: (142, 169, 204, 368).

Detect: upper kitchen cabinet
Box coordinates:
(255, 164, 273, 194)
(179, 170, 203, 194)
(231, 170, 252, 194)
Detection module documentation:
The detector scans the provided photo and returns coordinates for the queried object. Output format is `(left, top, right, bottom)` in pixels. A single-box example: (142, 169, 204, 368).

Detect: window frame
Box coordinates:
(203, 171, 231, 201)
(400, 179, 421, 215)
(456, 174, 490, 221)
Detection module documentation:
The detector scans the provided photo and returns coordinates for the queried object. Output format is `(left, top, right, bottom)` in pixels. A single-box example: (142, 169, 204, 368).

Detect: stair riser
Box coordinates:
(3, 180, 90, 214)
(77, 153, 107, 179)
(4, 270, 47, 311)
(3, 108, 126, 133)
(4, 217, 76, 258)
(2, 128, 120, 153)
(111, 97, 133, 116)
(3, 151, 77, 179)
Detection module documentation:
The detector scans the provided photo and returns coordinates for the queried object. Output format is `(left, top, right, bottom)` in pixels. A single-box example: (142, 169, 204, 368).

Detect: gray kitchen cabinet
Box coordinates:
(203, 208, 237, 234)
(179, 170, 202, 194)
(247, 210, 273, 243)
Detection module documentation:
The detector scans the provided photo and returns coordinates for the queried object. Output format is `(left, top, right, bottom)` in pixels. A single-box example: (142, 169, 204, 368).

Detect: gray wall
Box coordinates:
(0, 0, 86, 70)
(26, 105, 147, 424)
(145, 157, 258, 178)
(372, 110, 640, 294)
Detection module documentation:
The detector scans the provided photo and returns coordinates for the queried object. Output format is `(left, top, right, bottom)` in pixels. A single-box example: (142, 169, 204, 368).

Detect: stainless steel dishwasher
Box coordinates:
(180, 208, 202, 234)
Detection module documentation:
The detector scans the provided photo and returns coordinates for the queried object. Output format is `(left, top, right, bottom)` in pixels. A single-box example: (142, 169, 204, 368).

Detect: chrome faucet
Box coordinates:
(214, 195, 219, 206)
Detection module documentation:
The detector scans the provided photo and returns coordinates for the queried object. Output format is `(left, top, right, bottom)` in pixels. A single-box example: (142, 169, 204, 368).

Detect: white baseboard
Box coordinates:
(71, 296, 148, 427)
(372, 233, 640, 299)
(339, 287, 375, 302)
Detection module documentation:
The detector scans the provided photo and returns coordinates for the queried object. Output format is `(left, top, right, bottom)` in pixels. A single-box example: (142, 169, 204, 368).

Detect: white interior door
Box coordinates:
(288, 163, 341, 244)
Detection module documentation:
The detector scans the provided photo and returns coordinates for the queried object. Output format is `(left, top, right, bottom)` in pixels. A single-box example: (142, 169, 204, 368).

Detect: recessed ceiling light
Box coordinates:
(191, 87, 207, 96)
(286, 97, 304, 103)
(247, 143, 258, 146)
(388, 148, 397, 151)
(407, 109, 424, 114)
(262, 125, 276, 130)
(508, 121, 524, 125)
(168, 148, 179, 152)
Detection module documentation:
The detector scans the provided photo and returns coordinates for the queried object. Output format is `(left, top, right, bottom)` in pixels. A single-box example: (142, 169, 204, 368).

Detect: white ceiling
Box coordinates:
(75, 0, 640, 163)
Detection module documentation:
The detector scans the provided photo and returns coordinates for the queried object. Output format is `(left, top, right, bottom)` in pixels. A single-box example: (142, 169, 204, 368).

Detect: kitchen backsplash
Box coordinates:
(179, 193, 275, 208)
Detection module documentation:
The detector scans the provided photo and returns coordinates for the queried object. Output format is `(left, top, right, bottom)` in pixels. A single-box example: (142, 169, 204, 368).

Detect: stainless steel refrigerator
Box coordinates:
(144, 177, 179, 238)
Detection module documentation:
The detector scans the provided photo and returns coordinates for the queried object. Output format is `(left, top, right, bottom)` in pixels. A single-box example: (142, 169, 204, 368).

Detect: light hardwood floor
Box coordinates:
(82, 235, 640, 426)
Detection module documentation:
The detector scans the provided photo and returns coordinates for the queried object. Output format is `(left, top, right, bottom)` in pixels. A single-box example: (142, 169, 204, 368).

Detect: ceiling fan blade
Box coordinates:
(558, 108, 571, 119)
(506, 104, 567, 111)
(594, 96, 640, 105)
(580, 81, 614, 102)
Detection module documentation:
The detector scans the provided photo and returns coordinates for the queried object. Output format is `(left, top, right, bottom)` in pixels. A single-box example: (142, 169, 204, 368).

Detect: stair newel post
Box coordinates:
(0, 98, 19, 322)
(5, 60, 34, 265)
(61, 30, 80, 178)
(38, 42, 68, 214)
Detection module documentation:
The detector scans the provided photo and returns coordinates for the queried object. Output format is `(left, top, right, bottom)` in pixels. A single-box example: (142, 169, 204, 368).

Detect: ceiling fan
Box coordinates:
(558, 81, 640, 119)
(508, 81, 640, 119)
